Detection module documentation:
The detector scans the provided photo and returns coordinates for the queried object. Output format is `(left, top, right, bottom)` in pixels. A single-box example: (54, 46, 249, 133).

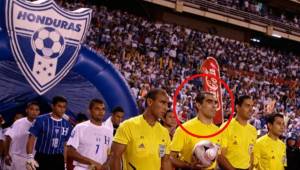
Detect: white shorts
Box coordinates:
(10, 154, 27, 170)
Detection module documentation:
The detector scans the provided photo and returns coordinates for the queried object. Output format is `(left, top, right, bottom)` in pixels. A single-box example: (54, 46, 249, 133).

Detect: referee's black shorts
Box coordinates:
(35, 152, 64, 170)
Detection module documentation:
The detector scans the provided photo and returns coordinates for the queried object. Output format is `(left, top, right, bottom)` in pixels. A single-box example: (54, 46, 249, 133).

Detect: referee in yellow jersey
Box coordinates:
(169, 92, 222, 170)
(217, 95, 257, 170)
(110, 88, 172, 170)
(253, 113, 286, 170)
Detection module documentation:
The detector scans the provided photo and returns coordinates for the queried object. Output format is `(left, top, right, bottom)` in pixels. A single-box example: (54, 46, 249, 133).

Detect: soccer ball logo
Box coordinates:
(32, 27, 65, 59)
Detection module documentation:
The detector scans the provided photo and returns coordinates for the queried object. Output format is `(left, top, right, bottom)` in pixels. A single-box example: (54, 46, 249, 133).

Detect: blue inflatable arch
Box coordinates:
(0, 0, 138, 120)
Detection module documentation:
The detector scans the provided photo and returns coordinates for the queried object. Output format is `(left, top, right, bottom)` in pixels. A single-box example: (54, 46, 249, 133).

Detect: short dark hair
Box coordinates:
(26, 101, 39, 108)
(76, 113, 88, 122)
(164, 110, 173, 118)
(52, 96, 67, 105)
(89, 99, 104, 109)
(14, 112, 24, 118)
(195, 91, 214, 104)
(235, 95, 252, 106)
(266, 113, 284, 125)
(145, 88, 166, 100)
(112, 106, 124, 114)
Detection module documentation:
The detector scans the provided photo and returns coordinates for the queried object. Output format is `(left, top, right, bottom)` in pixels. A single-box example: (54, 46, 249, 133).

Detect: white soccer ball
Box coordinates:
(32, 27, 65, 59)
(193, 140, 219, 167)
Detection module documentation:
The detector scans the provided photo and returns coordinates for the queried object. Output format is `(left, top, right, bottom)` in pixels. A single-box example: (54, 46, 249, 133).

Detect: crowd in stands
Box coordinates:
(211, 0, 300, 29)
(60, 0, 300, 140)
(0, 1, 299, 170)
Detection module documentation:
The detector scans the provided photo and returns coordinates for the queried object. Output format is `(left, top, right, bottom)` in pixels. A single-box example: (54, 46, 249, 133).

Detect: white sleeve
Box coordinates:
(5, 123, 17, 139)
(66, 125, 80, 149)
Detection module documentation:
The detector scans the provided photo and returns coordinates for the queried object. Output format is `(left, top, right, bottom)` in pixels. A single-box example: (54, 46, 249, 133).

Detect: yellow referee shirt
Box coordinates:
(253, 134, 287, 170)
(169, 117, 221, 169)
(113, 115, 171, 170)
(220, 118, 257, 169)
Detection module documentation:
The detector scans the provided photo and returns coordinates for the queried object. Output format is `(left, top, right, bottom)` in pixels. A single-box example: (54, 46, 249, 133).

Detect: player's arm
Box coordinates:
(26, 134, 36, 155)
(162, 134, 173, 170)
(4, 135, 11, 156)
(216, 123, 236, 170)
(249, 151, 254, 170)
(110, 120, 132, 170)
(169, 128, 203, 169)
(4, 124, 18, 166)
(26, 134, 40, 170)
(0, 139, 4, 157)
(101, 155, 111, 170)
(169, 151, 189, 168)
(169, 128, 192, 168)
(170, 151, 209, 169)
(217, 147, 235, 170)
(109, 142, 126, 170)
(64, 143, 68, 169)
(64, 123, 73, 169)
(66, 145, 102, 168)
(26, 118, 44, 170)
(169, 152, 188, 168)
(102, 134, 113, 170)
(4, 135, 12, 165)
(27, 117, 43, 155)
(161, 154, 173, 170)
(67, 125, 103, 169)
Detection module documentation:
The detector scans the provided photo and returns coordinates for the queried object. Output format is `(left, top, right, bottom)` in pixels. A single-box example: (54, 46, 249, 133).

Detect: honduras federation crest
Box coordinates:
(5, 0, 92, 95)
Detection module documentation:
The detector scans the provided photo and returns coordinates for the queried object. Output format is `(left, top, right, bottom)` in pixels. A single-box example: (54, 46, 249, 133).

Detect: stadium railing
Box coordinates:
(164, 0, 300, 35)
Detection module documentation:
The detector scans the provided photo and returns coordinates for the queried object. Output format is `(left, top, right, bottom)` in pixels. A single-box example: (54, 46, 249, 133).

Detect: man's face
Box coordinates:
(164, 111, 177, 128)
(296, 108, 300, 117)
(111, 111, 124, 126)
(237, 98, 254, 120)
(26, 105, 40, 120)
(287, 139, 296, 147)
(197, 94, 217, 119)
(52, 102, 67, 118)
(90, 103, 105, 122)
(268, 117, 285, 137)
(148, 92, 169, 120)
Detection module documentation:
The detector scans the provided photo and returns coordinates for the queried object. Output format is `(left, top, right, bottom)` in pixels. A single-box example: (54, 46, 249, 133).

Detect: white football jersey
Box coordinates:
(67, 120, 113, 169)
(5, 117, 33, 157)
(102, 116, 113, 132)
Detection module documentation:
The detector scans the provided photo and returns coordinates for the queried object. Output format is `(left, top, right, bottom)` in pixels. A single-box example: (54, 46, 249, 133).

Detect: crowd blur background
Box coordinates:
(1, 0, 299, 153)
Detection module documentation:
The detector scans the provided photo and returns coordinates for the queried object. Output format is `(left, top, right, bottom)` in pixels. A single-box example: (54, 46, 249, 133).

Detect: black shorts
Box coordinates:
(35, 153, 64, 170)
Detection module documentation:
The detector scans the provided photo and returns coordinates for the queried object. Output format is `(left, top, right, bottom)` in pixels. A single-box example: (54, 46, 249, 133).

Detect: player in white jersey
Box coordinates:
(103, 106, 124, 136)
(67, 99, 113, 170)
(3, 102, 40, 170)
